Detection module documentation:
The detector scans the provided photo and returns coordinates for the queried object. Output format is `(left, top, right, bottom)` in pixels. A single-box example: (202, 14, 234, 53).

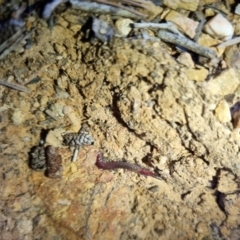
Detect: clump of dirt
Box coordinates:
(1, 6, 240, 240)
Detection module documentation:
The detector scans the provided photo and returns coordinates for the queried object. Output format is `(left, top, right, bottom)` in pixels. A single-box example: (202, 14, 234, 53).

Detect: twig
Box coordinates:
(94, 0, 147, 17)
(193, 11, 206, 42)
(158, 30, 217, 59)
(72, 146, 79, 162)
(0, 79, 30, 92)
(70, 0, 142, 19)
(0, 29, 24, 53)
(132, 22, 184, 36)
(217, 36, 240, 48)
(0, 28, 35, 60)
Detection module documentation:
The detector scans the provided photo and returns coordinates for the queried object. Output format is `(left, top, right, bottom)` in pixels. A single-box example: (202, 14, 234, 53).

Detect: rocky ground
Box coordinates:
(1, 2, 240, 240)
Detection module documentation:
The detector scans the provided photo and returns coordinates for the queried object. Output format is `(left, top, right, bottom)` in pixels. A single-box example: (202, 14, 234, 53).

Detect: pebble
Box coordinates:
(185, 67, 209, 82)
(7, 75, 14, 81)
(177, 52, 194, 68)
(45, 129, 65, 147)
(54, 86, 69, 99)
(40, 95, 49, 107)
(207, 68, 239, 96)
(215, 99, 231, 123)
(203, 13, 234, 41)
(115, 18, 133, 37)
(11, 109, 25, 125)
(235, 4, 240, 15)
(165, 10, 199, 38)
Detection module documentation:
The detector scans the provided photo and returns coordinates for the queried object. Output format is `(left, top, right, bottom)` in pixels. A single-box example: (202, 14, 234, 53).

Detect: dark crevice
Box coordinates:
(215, 191, 227, 215)
(210, 168, 221, 189)
(181, 191, 191, 200)
(111, 92, 135, 132)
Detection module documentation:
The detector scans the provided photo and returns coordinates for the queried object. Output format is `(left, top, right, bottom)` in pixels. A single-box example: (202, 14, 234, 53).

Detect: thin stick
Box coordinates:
(94, 0, 146, 17)
(70, 0, 142, 19)
(0, 79, 30, 92)
(72, 146, 80, 162)
(0, 28, 35, 60)
(217, 36, 240, 48)
(132, 22, 184, 36)
(0, 29, 24, 53)
(158, 30, 217, 59)
(193, 11, 206, 42)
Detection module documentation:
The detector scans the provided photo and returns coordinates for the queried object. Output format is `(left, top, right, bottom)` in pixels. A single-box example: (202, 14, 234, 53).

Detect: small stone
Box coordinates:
(185, 67, 209, 82)
(215, 99, 231, 123)
(203, 13, 234, 41)
(204, 8, 215, 17)
(54, 86, 69, 99)
(63, 106, 81, 132)
(235, 4, 240, 15)
(56, 55, 63, 60)
(7, 75, 14, 81)
(198, 33, 224, 56)
(115, 18, 133, 37)
(50, 102, 64, 117)
(165, 10, 199, 38)
(28, 16, 36, 22)
(45, 128, 65, 147)
(11, 109, 25, 125)
(39, 95, 49, 107)
(33, 101, 40, 108)
(162, 0, 199, 11)
(224, 45, 240, 75)
(15, 46, 25, 53)
(177, 52, 194, 68)
(207, 68, 239, 96)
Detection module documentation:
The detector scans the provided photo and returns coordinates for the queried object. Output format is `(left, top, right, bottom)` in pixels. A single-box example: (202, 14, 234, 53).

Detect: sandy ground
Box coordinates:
(1, 6, 240, 240)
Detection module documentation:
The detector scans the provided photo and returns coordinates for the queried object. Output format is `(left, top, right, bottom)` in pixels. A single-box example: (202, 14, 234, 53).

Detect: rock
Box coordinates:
(204, 8, 215, 17)
(203, 13, 234, 41)
(115, 18, 133, 37)
(198, 33, 224, 56)
(185, 67, 209, 82)
(45, 128, 65, 147)
(63, 106, 81, 132)
(215, 99, 231, 123)
(224, 45, 240, 76)
(54, 86, 69, 99)
(177, 52, 195, 68)
(206, 68, 239, 96)
(235, 4, 240, 15)
(11, 109, 25, 125)
(162, 0, 199, 11)
(165, 10, 199, 38)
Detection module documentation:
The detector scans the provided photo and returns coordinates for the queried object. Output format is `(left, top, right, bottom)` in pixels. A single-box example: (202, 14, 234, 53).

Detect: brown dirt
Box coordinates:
(1, 7, 240, 240)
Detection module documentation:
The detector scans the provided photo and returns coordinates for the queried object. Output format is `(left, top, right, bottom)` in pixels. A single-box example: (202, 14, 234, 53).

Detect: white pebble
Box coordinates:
(235, 4, 240, 15)
(215, 99, 231, 123)
(115, 18, 133, 37)
(203, 13, 234, 41)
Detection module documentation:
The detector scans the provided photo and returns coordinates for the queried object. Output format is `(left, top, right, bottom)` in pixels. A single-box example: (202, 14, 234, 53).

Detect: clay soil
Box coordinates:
(1, 8, 240, 240)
